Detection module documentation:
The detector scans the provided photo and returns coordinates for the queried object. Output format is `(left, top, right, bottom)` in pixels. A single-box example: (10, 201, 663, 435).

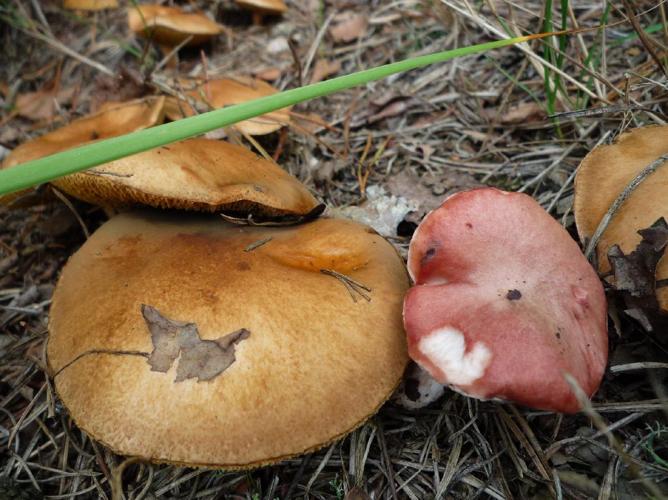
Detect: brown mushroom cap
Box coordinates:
(48, 212, 409, 468)
(165, 77, 290, 136)
(1, 98, 164, 207)
(128, 5, 223, 47)
(52, 138, 321, 219)
(574, 125, 668, 310)
(3, 98, 165, 169)
(234, 0, 287, 15)
(64, 0, 119, 10)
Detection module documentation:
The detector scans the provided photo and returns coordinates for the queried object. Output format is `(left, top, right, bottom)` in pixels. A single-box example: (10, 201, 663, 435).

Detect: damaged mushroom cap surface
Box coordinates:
(53, 138, 321, 219)
(165, 78, 290, 136)
(404, 188, 608, 413)
(574, 125, 668, 310)
(128, 5, 223, 47)
(48, 212, 409, 467)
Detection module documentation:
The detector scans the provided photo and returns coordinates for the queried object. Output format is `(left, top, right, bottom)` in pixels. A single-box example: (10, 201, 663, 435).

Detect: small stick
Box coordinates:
(244, 237, 272, 252)
(320, 269, 372, 302)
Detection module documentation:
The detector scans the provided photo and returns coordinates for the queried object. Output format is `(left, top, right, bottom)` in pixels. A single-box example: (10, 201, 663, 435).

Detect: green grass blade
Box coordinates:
(0, 33, 547, 196)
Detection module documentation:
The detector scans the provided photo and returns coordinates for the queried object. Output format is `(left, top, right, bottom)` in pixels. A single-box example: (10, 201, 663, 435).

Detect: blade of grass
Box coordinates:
(0, 33, 559, 196)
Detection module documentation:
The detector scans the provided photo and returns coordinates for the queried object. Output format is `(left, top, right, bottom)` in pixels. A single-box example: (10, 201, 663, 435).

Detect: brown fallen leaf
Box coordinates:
(291, 112, 328, 135)
(254, 67, 282, 81)
(64, 0, 118, 10)
(368, 97, 414, 123)
(15, 84, 75, 122)
(90, 67, 147, 112)
(486, 101, 544, 124)
(330, 13, 368, 43)
(310, 58, 341, 84)
(142, 305, 249, 382)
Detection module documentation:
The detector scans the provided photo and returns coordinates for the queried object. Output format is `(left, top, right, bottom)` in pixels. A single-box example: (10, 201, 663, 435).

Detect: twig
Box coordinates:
(564, 374, 667, 500)
(320, 269, 372, 302)
(244, 237, 272, 252)
(19, 27, 114, 76)
(303, 12, 336, 78)
(111, 457, 143, 500)
(610, 362, 668, 373)
(621, 0, 668, 80)
(50, 187, 91, 239)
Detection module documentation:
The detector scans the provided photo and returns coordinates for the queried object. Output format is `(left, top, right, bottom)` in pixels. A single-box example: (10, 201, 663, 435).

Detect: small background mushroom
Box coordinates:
(127, 5, 223, 47)
(164, 77, 290, 136)
(234, 0, 287, 25)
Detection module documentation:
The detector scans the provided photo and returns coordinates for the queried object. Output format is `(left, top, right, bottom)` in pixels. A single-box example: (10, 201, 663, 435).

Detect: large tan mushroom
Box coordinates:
(48, 212, 409, 468)
(165, 77, 290, 136)
(51, 138, 321, 220)
(574, 125, 668, 311)
(128, 5, 223, 47)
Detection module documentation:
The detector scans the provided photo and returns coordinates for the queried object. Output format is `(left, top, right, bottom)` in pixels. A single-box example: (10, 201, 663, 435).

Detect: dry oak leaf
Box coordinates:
(608, 218, 668, 330)
(15, 85, 75, 122)
(142, 305, 249, 382)
(330, 13, 368, 43)
(310, 59, 341, 84)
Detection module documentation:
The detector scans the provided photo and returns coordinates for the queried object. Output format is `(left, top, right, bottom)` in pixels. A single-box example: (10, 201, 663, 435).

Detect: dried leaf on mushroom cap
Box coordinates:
(48, 212, 409, 468)
(1, 97, 165, 206)
(574, 125, 668, 311)
(404, 188, 608, 413)
(127, 5, 223, 47)
(165, 77, 290, 136)
(52, 138, 322, 221)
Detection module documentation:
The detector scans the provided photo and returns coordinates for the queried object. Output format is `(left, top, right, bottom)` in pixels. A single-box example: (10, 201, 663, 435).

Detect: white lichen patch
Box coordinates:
(418, 326, 491, 386)
(331, 185, 418, 237)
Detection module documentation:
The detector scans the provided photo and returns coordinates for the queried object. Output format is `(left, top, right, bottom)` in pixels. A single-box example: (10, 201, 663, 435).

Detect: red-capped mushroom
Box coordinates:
(403, 188, 608, 413)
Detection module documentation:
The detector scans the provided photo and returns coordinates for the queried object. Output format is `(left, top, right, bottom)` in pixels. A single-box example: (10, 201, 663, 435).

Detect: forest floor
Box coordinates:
(1, 0, 668, 499)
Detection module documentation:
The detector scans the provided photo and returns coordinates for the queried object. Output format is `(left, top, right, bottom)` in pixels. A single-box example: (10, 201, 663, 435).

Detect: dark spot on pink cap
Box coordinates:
(506, 289, 522, 301)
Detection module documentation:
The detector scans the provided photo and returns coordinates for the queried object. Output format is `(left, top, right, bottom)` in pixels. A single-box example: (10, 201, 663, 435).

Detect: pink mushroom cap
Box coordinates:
(403, 188, 608, 413)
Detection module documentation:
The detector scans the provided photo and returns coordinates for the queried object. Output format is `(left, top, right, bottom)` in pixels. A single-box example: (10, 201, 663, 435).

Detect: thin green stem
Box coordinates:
(0, 34, 550, 196)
